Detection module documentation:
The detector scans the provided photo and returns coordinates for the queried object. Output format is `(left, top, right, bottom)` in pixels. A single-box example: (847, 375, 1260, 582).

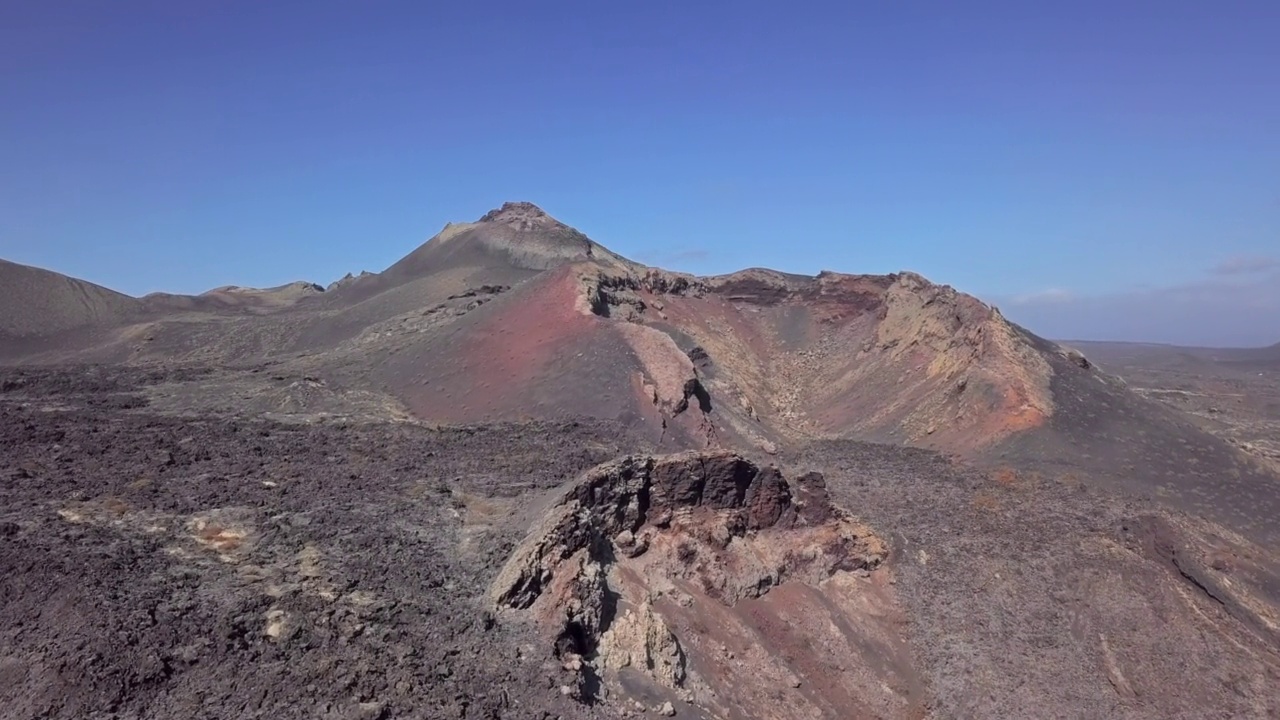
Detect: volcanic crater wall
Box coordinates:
(575, 264, 1066, 454)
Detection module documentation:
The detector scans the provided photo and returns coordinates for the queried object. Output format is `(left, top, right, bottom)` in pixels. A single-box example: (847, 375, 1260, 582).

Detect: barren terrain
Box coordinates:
(3, 364, 1278, 718)
(2, 203, 1279, 718)
(1070, 340, 1280, 473)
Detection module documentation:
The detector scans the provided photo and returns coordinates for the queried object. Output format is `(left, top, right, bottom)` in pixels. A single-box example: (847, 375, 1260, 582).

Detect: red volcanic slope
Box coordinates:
(370, 264, 713, 447)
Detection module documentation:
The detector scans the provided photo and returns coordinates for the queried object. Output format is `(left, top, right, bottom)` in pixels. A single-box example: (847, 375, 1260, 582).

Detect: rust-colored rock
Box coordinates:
(489, 451, 917, 718)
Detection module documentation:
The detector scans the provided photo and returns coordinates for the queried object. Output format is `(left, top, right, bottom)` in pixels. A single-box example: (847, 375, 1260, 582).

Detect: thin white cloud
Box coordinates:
(639, 248, 711, 266)
(1009, 288, 1074, 305)
(992, 269, 1280, 347)
(1212, 254, 1279, 276)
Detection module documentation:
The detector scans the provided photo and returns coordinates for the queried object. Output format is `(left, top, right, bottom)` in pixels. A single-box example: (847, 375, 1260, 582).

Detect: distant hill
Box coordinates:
(0, 258, 329, 347)
(0, 259, 142, 338)
(1069, 339, 1280, 368)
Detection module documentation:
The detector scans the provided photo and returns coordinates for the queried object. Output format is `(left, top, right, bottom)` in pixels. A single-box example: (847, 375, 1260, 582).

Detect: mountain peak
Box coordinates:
(477, 201, 558, 230)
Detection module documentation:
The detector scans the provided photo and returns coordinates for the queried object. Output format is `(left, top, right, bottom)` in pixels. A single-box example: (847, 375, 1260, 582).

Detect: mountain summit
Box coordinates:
(477, 200, 560, 229)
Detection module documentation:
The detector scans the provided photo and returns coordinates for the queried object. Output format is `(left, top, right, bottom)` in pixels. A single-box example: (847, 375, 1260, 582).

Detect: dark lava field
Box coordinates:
(2, 364, 1277, 719)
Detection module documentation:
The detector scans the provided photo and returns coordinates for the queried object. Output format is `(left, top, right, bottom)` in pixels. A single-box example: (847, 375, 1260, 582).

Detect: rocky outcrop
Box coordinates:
(489, 452, 903, 716)
(478, 201, 570, 231)
(865, 271, 1055, 442)
(326, 270, 373, 291)
(471, 202, 619, 271)
(562, 261, 1069, 454)
(579, 269, 706, 321)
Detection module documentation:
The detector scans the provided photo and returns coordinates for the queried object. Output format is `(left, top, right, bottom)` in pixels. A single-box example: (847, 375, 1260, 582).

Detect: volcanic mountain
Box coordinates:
(3, 202, 1274, 542)
(0, 201, 1111, 454)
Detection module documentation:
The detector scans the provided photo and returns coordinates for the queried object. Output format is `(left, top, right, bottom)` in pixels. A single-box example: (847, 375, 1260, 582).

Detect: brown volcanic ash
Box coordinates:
(489, 451, 921, 719)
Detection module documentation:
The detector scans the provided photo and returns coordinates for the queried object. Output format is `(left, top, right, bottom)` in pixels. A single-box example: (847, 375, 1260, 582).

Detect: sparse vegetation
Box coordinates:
(676, 540, 698, 564)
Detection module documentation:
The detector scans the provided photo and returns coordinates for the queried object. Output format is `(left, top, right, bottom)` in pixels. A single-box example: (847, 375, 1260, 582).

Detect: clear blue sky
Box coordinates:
(2, 1, 1278, 345)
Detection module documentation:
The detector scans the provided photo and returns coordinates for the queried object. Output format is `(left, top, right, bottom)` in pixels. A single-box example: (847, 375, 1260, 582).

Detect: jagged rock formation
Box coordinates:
(326, 270, 373, 291)
(489, 451, 920, 718)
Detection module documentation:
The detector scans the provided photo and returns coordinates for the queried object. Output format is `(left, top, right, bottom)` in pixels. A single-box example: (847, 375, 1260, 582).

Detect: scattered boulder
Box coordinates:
(1061, 346, 1092, 369)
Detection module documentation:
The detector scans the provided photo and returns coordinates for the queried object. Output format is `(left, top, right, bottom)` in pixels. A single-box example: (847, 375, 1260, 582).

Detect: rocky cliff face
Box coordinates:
(490, 451, 920, 718)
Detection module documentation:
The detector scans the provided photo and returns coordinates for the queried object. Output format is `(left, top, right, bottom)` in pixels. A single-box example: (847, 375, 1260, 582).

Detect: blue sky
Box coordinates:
(2, 1, 1277, 345)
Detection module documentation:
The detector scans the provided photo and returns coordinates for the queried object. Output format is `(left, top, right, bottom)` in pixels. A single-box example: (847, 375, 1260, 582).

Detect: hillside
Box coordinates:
(2, 365, 1277, 718)
(0, 259, 142, 339)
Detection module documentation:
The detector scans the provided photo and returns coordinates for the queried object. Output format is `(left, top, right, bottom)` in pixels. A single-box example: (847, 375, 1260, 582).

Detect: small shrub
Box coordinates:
(676, 541, 697, 564)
